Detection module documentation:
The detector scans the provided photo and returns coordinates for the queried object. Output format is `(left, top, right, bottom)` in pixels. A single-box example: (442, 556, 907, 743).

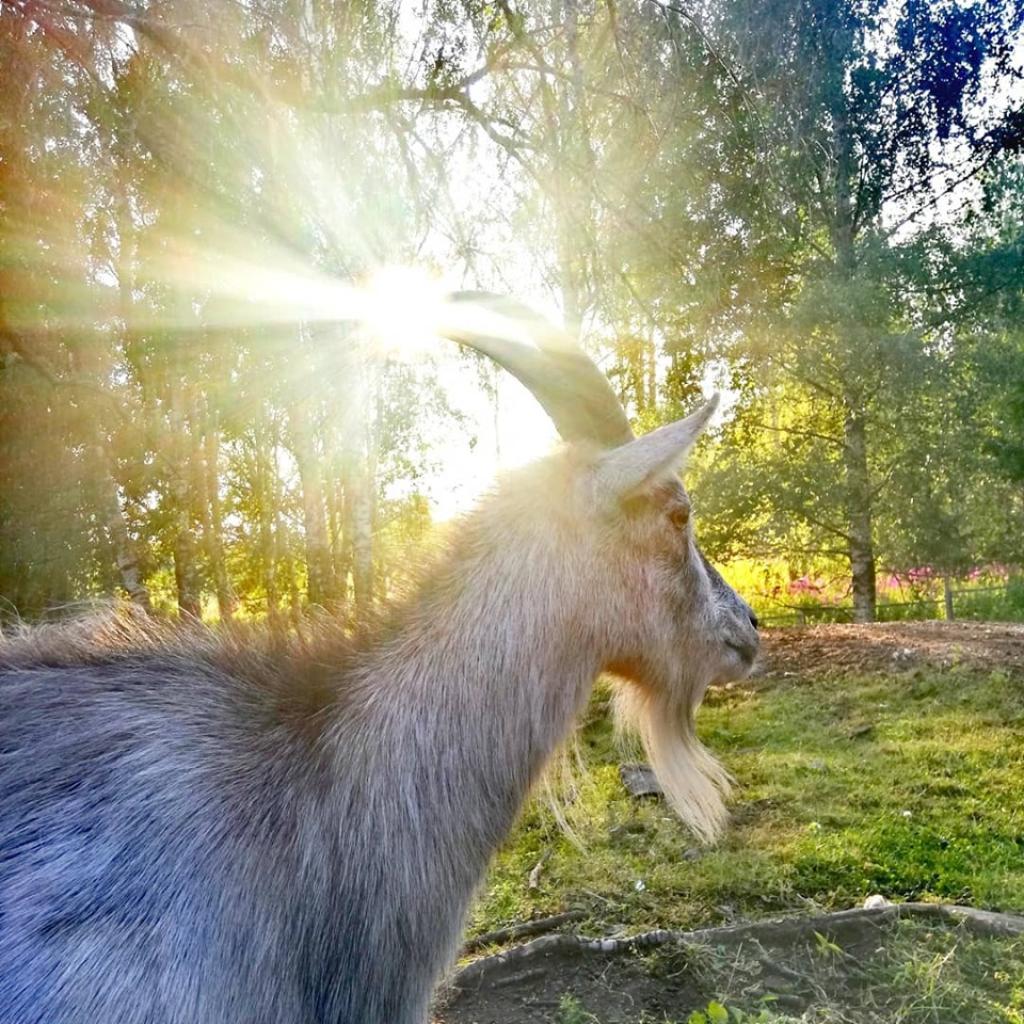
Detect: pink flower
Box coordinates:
(788, 575, 826, 595)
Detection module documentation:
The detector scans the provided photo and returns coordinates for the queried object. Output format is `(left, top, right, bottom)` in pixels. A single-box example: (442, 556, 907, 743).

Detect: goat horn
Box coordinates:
(440, 291, 634, 448)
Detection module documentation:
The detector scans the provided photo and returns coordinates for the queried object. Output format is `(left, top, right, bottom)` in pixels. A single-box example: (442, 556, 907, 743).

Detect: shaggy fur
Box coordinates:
(0, 436, 757, 1024)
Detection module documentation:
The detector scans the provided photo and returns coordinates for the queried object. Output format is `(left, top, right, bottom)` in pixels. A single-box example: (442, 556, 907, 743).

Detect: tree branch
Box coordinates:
(745, 419, 845, 448)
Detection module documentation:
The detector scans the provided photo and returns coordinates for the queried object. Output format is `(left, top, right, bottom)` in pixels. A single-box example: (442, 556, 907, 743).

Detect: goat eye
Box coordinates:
(668, 506, 690, 530)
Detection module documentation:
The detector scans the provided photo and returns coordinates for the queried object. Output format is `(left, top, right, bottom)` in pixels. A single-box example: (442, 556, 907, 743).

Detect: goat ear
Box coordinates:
(596, 394, 719, 499)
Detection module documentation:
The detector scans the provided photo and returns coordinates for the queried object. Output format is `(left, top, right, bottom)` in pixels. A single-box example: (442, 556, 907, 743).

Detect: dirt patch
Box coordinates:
(759, 620, 1024, 678)
(435, 905, 1024, 1024)
(436, 939, 706, 1023)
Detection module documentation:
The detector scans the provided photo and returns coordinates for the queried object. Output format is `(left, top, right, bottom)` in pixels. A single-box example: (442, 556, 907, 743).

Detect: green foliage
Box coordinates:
(688, 1003, 784, 1024)
(684, 0, 1024, 612)
(0, 0, 470, 621)
(556, 994, 600, 1024)
(1, 0, 1023, 622)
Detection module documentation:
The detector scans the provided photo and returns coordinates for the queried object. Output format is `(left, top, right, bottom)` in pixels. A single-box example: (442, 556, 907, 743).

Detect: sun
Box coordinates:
(357, 266, 449, 359)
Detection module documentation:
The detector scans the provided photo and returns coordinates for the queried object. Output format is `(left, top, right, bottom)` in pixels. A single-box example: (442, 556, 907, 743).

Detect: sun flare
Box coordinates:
(356, 266, 448, 359)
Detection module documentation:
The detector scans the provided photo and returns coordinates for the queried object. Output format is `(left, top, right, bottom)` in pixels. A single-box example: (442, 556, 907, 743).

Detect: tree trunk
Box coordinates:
(344, 349, 378, 624)
(173, 530, 201, 620)
(645, 337, 657, 412)
(276, 497, 301, 627)
(107, 144, 152, 612)
(943, 575, 955, 621)
(350, 391, 376, 621)
(171, 437, 201, 621)
(167, 380, 201, 620)
(198, 401, 235, 622)
(844, 407, 876, 623)
(95, 445, 151, 612)
(350, 470, 374, 619)
(831, 96, 877, 624)
(289, 396, 336, 610)
(329, 466, 350, 608)
(547, 0, 591, 336)
(254, 422, 280, 626)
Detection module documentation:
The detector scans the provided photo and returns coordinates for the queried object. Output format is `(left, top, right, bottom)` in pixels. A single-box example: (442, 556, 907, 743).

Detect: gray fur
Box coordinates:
(0, 427, 757, 1023)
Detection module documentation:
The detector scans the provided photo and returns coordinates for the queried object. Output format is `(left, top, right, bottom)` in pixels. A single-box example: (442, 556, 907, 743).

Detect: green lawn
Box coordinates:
(468, 665, 1024, 939)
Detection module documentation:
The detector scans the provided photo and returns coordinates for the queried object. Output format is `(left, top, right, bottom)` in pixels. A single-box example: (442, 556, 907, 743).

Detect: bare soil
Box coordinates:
(436, 906, 1024, 1024)
(436, 938, 706, 1023)
(759, 620, 1024, 678)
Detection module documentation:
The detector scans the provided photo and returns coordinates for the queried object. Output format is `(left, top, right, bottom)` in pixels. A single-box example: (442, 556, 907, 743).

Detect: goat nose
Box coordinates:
(748, 609, 759, 630)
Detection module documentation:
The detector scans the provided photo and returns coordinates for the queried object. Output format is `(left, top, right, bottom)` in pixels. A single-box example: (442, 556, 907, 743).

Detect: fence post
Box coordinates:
(943, 575, 955, 621)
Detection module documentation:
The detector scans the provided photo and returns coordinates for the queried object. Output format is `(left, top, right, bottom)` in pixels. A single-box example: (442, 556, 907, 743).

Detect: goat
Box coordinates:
(0, 293, 759, 1024)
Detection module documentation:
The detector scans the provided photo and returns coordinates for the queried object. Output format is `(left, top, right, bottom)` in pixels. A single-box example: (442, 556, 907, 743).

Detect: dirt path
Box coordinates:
(760, 620, 1024, 677)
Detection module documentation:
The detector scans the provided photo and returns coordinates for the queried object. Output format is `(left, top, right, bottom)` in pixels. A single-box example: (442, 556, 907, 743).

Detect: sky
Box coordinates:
(419, 360, 559, 519)
(360, 269, 724, 521)
(358, 271, 563, 519)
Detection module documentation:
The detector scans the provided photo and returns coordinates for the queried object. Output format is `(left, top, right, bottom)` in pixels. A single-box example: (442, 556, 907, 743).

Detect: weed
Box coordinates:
(555, 994, 599, 1024)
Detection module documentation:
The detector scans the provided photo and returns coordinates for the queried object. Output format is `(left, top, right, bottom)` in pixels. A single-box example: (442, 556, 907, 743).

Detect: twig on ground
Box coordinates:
(460, 909, 585, 954)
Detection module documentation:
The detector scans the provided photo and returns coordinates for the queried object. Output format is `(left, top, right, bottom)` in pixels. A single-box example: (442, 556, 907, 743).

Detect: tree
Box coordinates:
(4, 0, 1023, 628)
(688, 0, 1024, 619)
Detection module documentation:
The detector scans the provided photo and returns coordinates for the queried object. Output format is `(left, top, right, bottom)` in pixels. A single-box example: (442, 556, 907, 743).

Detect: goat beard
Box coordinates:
(615, 686, 732, 845)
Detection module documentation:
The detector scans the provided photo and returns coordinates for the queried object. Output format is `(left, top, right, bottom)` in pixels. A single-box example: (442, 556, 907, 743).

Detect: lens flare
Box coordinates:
(356, 266, 447, 359)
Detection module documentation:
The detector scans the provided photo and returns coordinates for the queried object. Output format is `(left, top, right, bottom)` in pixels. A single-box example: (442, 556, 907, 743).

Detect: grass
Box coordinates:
(453, 660, 1024, 1023)
(467, 665, 1024, 939)
(549, 921, 1024, 1023)
(701, 919, 1024, 1022)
